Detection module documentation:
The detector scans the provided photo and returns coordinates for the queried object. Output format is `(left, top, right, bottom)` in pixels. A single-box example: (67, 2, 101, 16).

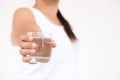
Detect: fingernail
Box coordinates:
(26, 55, 31, 60)
(31, 49, 35, 54)
(26, 55, 30, 58)
(32, 43, 37, 48)
(29, 37, 32, 41)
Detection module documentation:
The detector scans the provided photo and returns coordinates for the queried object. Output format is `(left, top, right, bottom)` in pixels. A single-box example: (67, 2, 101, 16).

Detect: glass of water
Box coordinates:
(27, 32, 52, 64)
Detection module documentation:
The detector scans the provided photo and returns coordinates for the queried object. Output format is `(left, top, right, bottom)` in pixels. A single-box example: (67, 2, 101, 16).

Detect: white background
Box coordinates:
(0, 0, 120, 80)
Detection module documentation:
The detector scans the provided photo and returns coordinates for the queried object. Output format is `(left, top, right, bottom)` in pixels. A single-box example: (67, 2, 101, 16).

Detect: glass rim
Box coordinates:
(27, 32, 52, 38)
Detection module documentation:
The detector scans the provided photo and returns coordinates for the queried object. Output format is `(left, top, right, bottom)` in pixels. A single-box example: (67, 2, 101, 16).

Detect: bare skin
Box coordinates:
(11, 0, 61, 62)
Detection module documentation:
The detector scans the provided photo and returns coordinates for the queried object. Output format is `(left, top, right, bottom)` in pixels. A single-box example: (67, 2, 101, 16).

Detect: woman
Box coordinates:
(11, 0, 79, 80)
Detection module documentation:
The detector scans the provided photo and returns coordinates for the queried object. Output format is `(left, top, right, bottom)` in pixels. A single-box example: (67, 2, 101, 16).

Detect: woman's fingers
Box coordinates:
(20, 49, 36, 56)
(22, 55, 31, 62)
(19, 34, 32, 42)
(19, 42, 37, 49)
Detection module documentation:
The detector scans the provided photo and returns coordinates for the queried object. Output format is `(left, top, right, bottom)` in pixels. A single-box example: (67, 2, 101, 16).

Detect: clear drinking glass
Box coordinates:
(27, 32, 52, 64)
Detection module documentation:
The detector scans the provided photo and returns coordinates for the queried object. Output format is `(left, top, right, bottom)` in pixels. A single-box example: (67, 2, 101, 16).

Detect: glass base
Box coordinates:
(29, 56, 50, 64)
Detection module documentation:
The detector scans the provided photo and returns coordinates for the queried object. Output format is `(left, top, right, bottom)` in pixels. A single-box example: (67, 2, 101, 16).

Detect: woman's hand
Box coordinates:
(19, 34, 56, 63)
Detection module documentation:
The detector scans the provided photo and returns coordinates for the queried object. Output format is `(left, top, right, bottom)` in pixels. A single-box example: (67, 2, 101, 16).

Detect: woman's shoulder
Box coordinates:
(15, 7, 32, 13)
(13, 7, 36, 26)
(14, 7, 33, 19)
(12, 6, 40, 32)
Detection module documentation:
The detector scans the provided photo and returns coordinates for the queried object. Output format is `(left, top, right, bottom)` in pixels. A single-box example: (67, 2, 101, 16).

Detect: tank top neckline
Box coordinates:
(30, 7, 63, 29)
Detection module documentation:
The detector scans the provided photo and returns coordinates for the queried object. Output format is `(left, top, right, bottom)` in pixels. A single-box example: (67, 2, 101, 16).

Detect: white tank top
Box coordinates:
(17, 7, 80, 80)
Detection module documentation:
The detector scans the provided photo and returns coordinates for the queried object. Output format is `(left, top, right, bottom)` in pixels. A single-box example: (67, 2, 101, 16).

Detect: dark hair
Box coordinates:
(57, 10, 78, 42)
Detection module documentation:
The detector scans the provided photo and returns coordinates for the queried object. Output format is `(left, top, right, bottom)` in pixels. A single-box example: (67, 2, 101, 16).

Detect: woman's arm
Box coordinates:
(11, 7, 40, 45)
(11, 7, 56, 62)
